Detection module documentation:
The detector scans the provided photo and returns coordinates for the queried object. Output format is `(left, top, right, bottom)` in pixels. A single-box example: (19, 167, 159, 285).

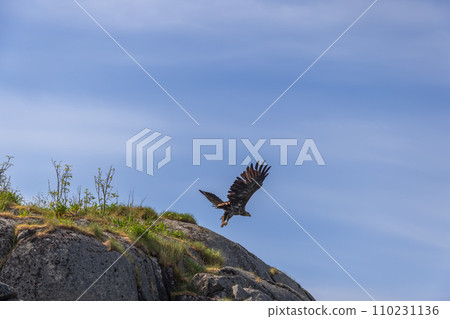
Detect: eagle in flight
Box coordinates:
(199, 162, 271, 227)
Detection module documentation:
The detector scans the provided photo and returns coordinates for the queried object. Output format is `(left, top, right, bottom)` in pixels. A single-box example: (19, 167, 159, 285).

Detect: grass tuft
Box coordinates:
(188, 241, 224, 267)
(269, 267, 280, 278)
(162, 211, 197, 224)
(104, 237, 126, 254)
(87, 223, 105, 240)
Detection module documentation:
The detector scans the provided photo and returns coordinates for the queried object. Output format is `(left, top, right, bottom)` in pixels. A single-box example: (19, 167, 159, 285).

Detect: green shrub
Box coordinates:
(0, 190, 22, 211)
(112, 216, 130, 229)
(48, 160, 72, 214)
(162, 211, 197, 224)
(171, 230, 186, 239)
(150, 222, 168, 233)
(0, 156, 21, 211)
(0, 155, 14, 193)
(94, 166, 118, 215)
(54, 202, 68, 218)
(129, 224, 149, 238)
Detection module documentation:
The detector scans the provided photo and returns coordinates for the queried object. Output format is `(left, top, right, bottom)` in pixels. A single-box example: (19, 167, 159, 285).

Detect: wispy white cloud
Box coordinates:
(18, 0, 447, 34)
(0, 89, 169, 154)
(3, 0, 449, 88)
(12, 0, 361, 32)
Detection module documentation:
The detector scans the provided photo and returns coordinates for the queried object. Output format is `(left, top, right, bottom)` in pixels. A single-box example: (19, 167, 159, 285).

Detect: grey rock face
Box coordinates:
(232, 284, 271, 301)
(0, 217, 16, 265)
(0, 227, 171, 301)
(0, 282, 17, 301)
(191, 266, 313, 301)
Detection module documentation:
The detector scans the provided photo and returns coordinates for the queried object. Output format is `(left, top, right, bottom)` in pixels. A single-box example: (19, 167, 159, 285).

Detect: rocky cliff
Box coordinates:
(0, 213, 314, 301)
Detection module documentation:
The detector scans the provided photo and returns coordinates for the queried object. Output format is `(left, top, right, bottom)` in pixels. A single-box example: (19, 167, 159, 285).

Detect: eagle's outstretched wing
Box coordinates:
(227, 162, 271, 209)
(199, 190, 224, 207)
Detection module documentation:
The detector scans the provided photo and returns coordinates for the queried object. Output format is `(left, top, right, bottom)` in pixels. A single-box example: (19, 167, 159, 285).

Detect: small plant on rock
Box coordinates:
(0, 156, 22, 211)
(94, 166, 118, 215)
(48, 160, 72, 217)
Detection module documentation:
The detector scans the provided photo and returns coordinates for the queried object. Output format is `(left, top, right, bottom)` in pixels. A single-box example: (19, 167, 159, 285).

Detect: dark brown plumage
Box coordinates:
(199, 162, 271, 227)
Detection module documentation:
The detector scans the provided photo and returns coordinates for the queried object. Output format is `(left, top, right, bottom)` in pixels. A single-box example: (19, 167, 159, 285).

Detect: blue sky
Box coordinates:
(1, 0, 450, 300)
